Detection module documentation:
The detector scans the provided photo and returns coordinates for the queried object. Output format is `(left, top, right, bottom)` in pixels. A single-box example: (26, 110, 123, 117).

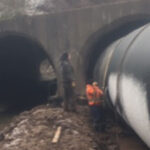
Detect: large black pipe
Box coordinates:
(94, 24, 150, 147)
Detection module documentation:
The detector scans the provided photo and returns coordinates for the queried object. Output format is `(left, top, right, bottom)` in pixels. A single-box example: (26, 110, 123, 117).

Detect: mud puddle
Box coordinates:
(118, 136, 149, 150)
(0, 113, 18, 130)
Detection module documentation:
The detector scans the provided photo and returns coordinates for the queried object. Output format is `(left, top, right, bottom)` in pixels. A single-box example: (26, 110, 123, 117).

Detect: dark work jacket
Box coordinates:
(60, 60, 75, 84)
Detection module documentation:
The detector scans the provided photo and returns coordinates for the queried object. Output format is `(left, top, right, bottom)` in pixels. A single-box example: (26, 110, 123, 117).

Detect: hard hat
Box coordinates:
(92, 81, 98, 86)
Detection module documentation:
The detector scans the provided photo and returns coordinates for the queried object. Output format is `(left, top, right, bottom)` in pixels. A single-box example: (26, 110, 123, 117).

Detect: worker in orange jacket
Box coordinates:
(86, 82, 104, 131)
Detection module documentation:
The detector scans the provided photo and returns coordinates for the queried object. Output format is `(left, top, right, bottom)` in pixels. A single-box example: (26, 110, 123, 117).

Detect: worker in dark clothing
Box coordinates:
(60, 52, 76, 112)
(86, 82, 104, 132)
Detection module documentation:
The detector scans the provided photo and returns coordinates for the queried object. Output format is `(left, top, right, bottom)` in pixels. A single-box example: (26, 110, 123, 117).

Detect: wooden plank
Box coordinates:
(52, 126, 62, 143)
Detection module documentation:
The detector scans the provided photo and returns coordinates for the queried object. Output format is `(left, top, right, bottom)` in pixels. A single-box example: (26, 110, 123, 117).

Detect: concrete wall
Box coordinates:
(0, 0, 150, 95)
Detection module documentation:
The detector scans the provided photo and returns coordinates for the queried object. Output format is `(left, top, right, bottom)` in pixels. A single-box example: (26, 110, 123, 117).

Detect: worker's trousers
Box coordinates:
(90, 105, 104, 131)
(63, 83, 76, 111)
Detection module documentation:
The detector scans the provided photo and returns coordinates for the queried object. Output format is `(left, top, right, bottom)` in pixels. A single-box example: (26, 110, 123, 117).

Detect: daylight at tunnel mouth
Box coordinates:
(0, 33, 57, 112)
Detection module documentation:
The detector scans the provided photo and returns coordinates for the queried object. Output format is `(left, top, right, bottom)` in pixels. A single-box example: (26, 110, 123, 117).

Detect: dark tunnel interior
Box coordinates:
(0, 34, 57, 112)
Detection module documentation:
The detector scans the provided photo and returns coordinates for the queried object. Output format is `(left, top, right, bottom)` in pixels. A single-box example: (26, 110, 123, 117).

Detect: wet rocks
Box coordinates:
(0, 105, 96, 150)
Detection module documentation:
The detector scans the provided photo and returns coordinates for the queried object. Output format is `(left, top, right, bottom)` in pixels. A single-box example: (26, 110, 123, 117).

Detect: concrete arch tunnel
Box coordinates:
(0, 33, 57, 112)
(83, 17, 150, 82)
(84, 22, 150, 147)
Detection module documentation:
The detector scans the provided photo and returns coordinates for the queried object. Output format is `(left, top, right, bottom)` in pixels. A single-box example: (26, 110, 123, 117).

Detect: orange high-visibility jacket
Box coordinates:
(86, 84, 103, 106)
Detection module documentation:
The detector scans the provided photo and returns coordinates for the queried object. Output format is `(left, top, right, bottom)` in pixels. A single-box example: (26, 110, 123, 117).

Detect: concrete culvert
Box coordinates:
(0, 33, 57, 112)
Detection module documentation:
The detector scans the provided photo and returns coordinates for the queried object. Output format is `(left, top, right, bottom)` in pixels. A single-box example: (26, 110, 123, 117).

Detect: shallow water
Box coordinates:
(0, 112, 17, 130)
(118, 136, 149, 150)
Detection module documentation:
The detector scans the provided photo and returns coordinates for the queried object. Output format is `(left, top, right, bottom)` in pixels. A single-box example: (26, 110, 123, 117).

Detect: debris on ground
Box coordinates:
(0, 105, 96, 150)
(0, 104, 147, 150)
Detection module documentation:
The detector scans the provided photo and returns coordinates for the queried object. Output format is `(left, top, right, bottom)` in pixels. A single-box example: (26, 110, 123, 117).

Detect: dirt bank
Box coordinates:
(0, 105, 96, 150)
(0, 104, 148, 150)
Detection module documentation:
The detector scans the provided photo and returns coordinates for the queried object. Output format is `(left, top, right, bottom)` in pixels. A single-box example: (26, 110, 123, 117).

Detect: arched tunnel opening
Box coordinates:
(0, 33, 57, 112)
(85, 18, 150, 82)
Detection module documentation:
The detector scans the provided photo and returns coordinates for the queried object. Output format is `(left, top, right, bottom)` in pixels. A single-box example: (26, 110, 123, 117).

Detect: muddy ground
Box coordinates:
(0, 104, 149, 150)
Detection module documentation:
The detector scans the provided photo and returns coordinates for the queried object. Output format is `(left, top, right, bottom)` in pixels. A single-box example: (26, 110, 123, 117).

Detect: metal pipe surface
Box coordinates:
(94, 24, 150, 147)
